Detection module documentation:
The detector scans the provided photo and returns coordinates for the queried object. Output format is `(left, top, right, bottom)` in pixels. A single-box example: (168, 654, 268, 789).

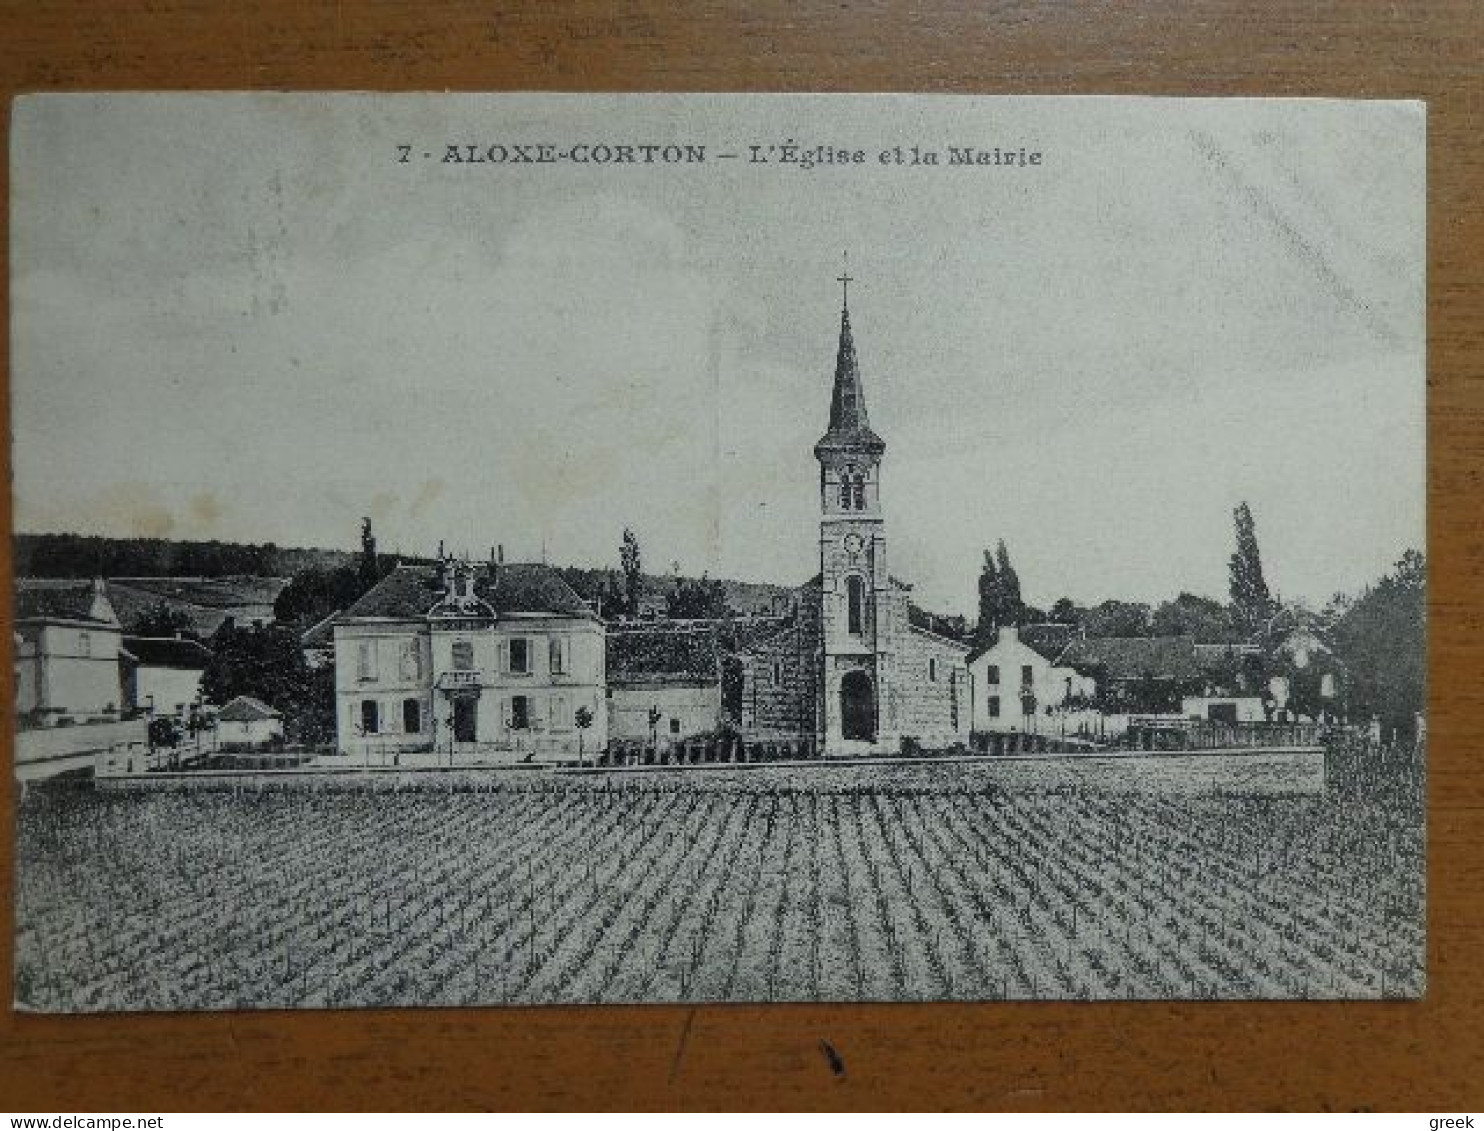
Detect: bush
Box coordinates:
(899, 735, 923, 757)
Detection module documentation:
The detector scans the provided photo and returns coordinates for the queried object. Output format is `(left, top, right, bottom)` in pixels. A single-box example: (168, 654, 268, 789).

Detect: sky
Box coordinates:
(10, 94, 1425, 616)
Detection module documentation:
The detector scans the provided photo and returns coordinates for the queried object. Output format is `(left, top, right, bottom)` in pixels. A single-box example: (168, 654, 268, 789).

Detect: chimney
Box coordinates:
(998, 624, 1018, 646)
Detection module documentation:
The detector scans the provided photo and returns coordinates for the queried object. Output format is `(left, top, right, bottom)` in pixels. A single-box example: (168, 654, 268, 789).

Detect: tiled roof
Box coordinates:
(965, 625, 1070, 666)
(608, 628, 720, 683)
(906, 603, 968, 646)
(1019, 622, 1077, 659)
(107, 577, 288, 637)
(1193, 642, 1260, 671)
(338, 563, 594, 622)
(300, 609, 341, 649)
(14, 579, 118, 626)
(216, 695, 280, 722)
(108, 576, 288, 609)
(1056, 635, 1201, 681)
(122, 635, 213, 669)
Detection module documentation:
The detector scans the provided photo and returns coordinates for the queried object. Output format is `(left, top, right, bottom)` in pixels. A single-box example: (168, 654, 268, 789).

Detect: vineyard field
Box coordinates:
(15, 763, 1424, 1010)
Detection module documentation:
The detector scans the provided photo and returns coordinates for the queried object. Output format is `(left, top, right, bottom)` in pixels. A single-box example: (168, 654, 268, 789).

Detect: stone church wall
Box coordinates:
(886, 625, 972, 747)
(739, 599, 822, 740)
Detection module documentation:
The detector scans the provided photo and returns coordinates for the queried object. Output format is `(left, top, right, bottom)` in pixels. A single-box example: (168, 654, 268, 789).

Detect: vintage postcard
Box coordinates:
(10, 94, 1424, 1010)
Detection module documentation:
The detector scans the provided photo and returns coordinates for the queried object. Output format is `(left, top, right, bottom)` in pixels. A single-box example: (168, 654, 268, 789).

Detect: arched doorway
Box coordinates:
(840, 670, 876, 741)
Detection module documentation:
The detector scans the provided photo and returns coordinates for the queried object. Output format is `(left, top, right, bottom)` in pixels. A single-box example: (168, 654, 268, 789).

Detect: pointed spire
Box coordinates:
(815, 261, 885, 459)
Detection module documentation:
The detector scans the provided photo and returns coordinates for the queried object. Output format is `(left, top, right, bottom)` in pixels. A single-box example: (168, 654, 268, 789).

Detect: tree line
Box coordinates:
(13, 532, 368, 579)
(977, 502, 1278, 645)
(976, 503, 1424, 736)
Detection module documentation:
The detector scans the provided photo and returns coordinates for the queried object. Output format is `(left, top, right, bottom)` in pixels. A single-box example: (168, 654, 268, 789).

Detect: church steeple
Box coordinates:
(814, 265, 886, 460)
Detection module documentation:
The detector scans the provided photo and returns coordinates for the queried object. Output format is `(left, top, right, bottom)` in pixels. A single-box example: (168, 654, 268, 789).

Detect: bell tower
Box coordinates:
(815, 262, 893, 753)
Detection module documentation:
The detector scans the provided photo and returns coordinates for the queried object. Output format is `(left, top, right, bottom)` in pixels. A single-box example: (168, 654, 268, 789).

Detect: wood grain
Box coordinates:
(1, 0, 1479, 1111)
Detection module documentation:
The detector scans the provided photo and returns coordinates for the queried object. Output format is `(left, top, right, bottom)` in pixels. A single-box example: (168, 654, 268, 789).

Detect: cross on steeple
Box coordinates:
(837, 252, 853, 312)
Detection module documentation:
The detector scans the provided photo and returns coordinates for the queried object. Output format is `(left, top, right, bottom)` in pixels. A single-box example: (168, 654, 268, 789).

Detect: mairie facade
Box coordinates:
(331, 555, 606, 760)
(739, 292, 971, 755)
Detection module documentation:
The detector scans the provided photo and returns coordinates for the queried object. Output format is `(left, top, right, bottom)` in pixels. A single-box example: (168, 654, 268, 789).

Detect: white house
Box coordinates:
(215, 695, 284, 749)
(328, 551, 606, 762)
(966, 625, 1093, 733)
(122, 634, 212, 718)
(14, 579, 126, 726)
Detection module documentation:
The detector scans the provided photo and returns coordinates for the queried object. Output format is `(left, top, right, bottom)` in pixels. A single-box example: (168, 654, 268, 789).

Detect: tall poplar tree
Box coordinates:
(977, 540, 1025, 640)
(1228, 501, 1273, 634)
(977, 547, 1001, 641)
(995, 539, 1024, 626)
(619, 528, 644, 617)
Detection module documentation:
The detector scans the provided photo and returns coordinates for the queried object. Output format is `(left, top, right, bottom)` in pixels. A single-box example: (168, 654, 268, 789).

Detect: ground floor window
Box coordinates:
(510, 695, 530, 730)
(360, 699, 379, 734)
(549, 694, 570, 731)
(670, 717, 681, 735)
(988, 696, 1000, 719)
(403, 698, 421, 733)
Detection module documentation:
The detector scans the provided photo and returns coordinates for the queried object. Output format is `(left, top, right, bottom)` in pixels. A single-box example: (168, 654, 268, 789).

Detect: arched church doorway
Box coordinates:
(840, 670, 876, 741)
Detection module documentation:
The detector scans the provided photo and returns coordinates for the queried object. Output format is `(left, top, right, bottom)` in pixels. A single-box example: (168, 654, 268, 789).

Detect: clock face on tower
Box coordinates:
(843, 533, 864, 556)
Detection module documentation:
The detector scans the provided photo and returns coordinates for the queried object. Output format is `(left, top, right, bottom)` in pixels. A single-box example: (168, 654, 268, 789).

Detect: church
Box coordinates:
(737, 278, 972, 756)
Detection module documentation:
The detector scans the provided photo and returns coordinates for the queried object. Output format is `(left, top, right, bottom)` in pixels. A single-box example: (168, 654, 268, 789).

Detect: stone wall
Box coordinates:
(887, 625, 972, 747)
(739, 602, 822, 740)
(609, 680, 722, 741)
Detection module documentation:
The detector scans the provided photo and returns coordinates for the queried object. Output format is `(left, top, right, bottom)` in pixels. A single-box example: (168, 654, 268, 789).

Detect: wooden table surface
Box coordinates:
(1, 1, 1479, 1111)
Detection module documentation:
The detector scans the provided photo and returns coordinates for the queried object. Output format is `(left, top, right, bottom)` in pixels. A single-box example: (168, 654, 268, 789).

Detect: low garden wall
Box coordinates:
(90, 745, 1324, 796)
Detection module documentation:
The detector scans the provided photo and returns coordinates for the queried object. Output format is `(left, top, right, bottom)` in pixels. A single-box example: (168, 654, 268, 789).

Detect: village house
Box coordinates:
(214, 695, 284, 749)
(14, 579, 126, 726)
(737, 283, 971, 755)
(121, 634, 212, 718)
(328, 550, 606, 761)
(966, 624, 1094, 733)
(606, 625, 724, 746)
(1265, 623, 1345, 721)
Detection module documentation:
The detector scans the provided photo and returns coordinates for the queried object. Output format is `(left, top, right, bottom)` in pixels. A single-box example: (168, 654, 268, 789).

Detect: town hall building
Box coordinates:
(330, 552, 606, 761)
(738, 279, 971, 755)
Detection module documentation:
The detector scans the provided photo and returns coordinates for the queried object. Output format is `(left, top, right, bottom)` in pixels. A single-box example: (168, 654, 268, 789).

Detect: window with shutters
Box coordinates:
(550, 694, 570, 731)
(549, 637, 565, 675)
(508, 637, 529, 674)
(400, 640, 422, 680)
(357, 641, 377, 682)
(509, 695, 530, 730)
